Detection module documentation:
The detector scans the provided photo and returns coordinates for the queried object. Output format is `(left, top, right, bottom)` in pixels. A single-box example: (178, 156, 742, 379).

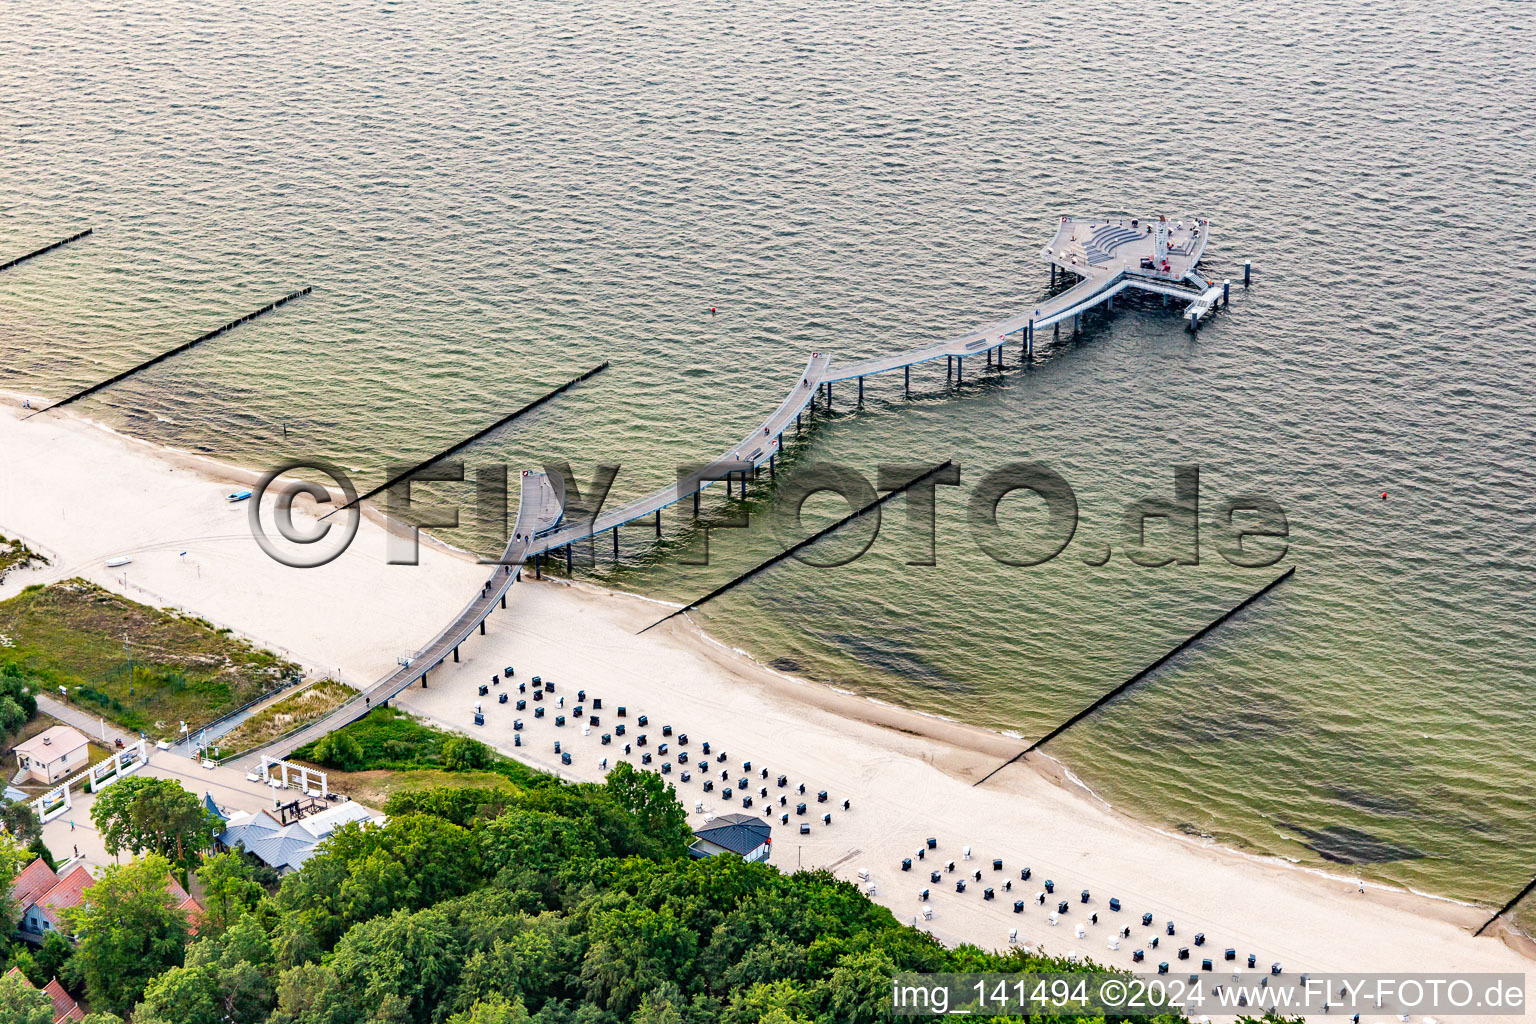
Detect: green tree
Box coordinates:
(136, 916, 279, 1024)
(824, 948, 898, 1024)
(0, 670, 38, 734)
(196, 851, 267, 934)
(446, 995, 531, 1024)
(63, 854, 191, 1014)
(0, 799, 44, 843)
(89, 776, 220, 866)
(313, 730, 364, 771)
(34, 929, 75, 988)
(0, 834, 29, 931)
(0, 968, 53, 1024)
(443, 736, 492, 771)
(383, 784, 518, 826)
(603, 762, 692, 858)
(133, 964, 223, 1024)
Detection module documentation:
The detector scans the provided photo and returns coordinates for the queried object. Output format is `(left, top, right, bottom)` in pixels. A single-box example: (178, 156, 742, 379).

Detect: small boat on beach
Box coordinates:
(226, 489, 252, 502)
(105, 556, 132, 567)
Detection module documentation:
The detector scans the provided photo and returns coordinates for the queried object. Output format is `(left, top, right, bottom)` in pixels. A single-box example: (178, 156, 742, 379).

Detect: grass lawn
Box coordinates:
(0, 579, 301, 742)
(292, 705, 549, 789)
(213, 679, 354, 756)
(318, 767, 520, 808)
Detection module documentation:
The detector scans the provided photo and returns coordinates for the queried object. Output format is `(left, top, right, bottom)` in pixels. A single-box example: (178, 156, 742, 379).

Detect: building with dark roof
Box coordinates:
(688, 813, 771, 863)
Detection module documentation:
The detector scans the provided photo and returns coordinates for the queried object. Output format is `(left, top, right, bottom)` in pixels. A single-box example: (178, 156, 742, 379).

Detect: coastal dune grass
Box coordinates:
(0, 578, 300, 739)
(212, 678, 354, 755)
(0, 533, 49, 584)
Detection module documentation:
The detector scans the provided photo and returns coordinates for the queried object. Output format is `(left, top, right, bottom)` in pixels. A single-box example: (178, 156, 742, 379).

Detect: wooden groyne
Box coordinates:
(324, 361, 610, 519)
(637, 461, 956, 635)
(1473, 874, 1536, 937)
(0, 228, 93, 274)
(29, 286, 311, 416)
(973, 566, 1296, 787)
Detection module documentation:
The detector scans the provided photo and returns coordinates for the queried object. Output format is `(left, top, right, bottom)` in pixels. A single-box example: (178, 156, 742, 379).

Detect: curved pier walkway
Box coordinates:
(525, 215, 1228, 559)
(230, 470, 561, 767)
(240, 215, 1234, 765)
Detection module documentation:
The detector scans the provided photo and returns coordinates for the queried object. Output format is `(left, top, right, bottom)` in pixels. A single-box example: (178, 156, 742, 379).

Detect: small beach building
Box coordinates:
(217, 800, 379, 874)
(12, 726, 89, 784)
(688, 813, 771, 863)
(3, 967, 84, 1022)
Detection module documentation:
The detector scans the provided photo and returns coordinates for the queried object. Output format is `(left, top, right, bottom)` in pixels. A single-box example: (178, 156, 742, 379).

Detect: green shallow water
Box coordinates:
(2, 0, 1532, 933)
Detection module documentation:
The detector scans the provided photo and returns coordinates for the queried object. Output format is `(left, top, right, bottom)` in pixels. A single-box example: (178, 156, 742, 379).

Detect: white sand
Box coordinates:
(3, 399, 1531, 1021)
(0, 398, 484, 686)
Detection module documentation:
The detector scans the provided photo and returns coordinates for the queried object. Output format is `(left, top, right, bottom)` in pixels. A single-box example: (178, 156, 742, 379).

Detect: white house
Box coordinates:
(13, 726, 89, 784)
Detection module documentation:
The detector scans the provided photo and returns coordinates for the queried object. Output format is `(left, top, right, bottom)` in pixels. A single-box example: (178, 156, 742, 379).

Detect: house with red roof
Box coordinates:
(9, 858, 204, 942)
(18, 863, 93, 939)
(3, 967, 84, 1022)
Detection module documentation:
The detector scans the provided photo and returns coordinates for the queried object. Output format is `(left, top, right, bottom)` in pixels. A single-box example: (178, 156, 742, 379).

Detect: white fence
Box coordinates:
(31, 739, 150, 824)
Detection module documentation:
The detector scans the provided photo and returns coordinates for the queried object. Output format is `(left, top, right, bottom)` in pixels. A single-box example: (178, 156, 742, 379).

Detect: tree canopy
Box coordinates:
(62, 854, 191, 1015)
(89, 776, 220, 866)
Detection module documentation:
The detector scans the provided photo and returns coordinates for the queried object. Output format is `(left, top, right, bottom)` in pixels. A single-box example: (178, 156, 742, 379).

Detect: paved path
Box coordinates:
(34, 693, 135, 748)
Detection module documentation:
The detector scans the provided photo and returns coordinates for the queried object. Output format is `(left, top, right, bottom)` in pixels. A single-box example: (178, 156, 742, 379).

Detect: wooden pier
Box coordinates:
(239, 215, 1240, 762)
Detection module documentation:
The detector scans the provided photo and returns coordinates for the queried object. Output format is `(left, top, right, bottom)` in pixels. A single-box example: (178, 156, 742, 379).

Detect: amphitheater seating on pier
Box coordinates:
(1081, 223, 1144, 265)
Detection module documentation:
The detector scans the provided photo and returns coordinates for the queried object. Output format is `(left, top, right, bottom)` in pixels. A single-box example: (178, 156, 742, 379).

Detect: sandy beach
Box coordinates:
(2, 398, 1531, 1021)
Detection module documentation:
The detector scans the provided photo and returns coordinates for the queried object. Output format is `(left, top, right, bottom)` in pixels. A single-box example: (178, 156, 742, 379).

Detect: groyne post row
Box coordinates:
(0, 227, 93, 274)
(972, 566, 1297, 788)
(325, 361, 610, 519)
(637, 461, 956, 635)
(30, 286, 313, 416)
(1473, 874, 1536, 937)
